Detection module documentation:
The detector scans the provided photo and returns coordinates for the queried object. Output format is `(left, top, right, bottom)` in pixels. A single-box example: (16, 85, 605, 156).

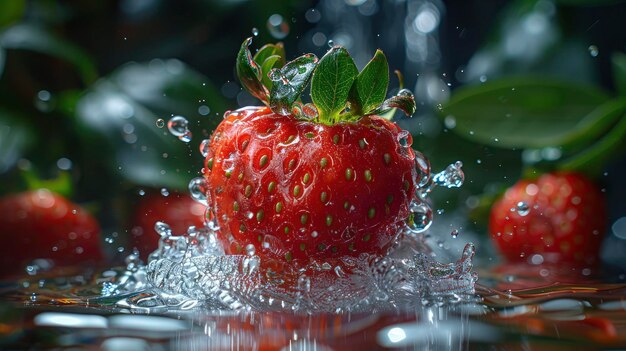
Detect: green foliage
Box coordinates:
(269, 54, 317, 116)
(0, 0, 25, 28)
(440, 78, 610, 149)
(236, 37, 269, 104)
(0, 24, 97, 84)
(74, 60, 227, 190)
(348, 50, 389, 115)
(613, 52, 626, 97)
(0, 108, 33, 175)
(311, 46, 358, 123)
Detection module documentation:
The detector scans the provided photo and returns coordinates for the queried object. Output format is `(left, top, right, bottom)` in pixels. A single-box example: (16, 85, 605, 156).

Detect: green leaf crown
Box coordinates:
(236, 37, 416, 124)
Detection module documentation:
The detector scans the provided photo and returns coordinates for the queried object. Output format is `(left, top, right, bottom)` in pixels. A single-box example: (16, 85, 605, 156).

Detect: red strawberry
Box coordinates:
(202, 39, 419, 269)
(131, 191, 205, 259)
(489, 172, 606, 266)
(0, 189, 103, 278)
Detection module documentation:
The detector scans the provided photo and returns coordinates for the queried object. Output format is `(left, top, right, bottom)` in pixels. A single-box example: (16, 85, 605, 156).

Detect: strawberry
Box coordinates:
(0, 189, 103, 278)
(489, 172, 606, 266)
(202, 39, 419, 268)
(131, 191, 205, 259)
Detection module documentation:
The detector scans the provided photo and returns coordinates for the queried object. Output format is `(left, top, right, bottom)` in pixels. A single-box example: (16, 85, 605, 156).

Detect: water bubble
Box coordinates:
(267, 14, 289, 39)
(516, 201, 530, 216)
(167, 116, 192, 142)
(588, 45, 599, 57)
(251, 27, 259, 37)
(156, 118, 165, 128)
(451, 229, 459, 238)
(160, 188, 170, 197)
(188, 177, 209, 206)
(198, 105, 211, 116)
(199, 139, 211, 157)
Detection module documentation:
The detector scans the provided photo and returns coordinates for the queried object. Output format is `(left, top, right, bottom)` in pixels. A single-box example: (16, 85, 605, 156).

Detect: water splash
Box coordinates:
(108, 150, 476, 313)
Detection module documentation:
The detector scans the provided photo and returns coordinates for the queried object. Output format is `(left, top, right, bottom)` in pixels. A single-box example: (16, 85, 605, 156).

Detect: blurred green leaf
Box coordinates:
(0, 108, 33, 175)
(75, 59, 228, 190)
(557, 103, 626, 176)
(0, 23, 97, 84)
(440, 78, 610, 149)
(613, 52, 626, 96)
(0, 1, 25, 28)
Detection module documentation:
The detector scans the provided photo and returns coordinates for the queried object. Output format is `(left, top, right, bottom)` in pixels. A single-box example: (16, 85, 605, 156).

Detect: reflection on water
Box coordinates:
(2, 263, 626, 350)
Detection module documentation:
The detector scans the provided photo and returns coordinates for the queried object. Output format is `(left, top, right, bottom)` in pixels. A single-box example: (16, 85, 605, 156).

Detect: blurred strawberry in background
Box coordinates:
(0, 189, 103, 278)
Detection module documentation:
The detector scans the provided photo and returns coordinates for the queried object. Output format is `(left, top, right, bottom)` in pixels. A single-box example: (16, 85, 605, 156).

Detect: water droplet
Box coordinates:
(138, 189, 145, 196)
(516, 201, 530, 216)
(267, 14, 289, 39)
(30, 293, 38, 302)
(188, 177, 209, 206)
(199, 139, 211, 157)
(245, 244, 256, 256)
(414, 150, 431, 187)
(436, 209, 444, 215)
(160, 188, 170, 197)
(56, 157, 72, 170)
(451, 229, 459, 238)
(327, 39, 335, 47)
(305, 8, 321, 23)
(432, 161, 464, 188)
(34, 90, 54, 112)
(251, 27, 259, 36)
(479, 75, 487, 83)
(407, 200, 433, 233)
(444, 115, 456, 129)
(154, 221, 172, 237)
(167, 116, 192, 142)
(588, 45, 599, 57)
(156, 118, 165, 128)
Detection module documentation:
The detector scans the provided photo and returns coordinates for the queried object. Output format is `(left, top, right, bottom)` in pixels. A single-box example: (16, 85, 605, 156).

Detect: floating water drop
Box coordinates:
(516, 201, 530, 216)
(34, 90, 54, 112)
(160, 188, 169, 197)
(267, 14, 289, 39)
(138, 189, 145, 196)
(167, 116, 192, 142)
(251, 27, 259, 37)
(444, 115, 456, 129)
(327, 39, 335, 47)
(407, 201, 433, 233)
(188, 177, 209, 206)
(451, 229, 459, 238)
(414, 150, 431, 187)
(432, 161, 464, 188)
(156, 118, 165, 128)
(154, 221, 172, 237)
(199, 139, 211, 157)
(588, 45, 599, 57)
